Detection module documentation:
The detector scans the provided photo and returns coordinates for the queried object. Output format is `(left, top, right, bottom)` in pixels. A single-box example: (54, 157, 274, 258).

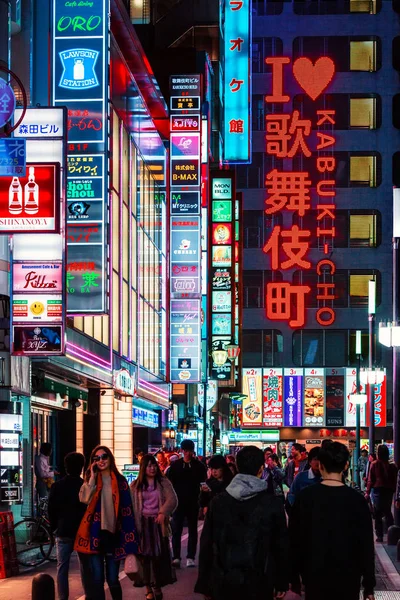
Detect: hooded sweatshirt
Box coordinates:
(226, 473, 268, 501)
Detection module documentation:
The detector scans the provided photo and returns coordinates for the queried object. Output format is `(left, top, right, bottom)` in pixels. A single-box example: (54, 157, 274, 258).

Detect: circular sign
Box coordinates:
(0, 79, 16, 128)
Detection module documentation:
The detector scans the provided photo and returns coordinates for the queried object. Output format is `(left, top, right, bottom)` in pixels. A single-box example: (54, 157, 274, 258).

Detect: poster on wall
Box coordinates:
(304, 368, 325, 427)
(283, 368, 303, 427)
(262, 368, 283, 427)
(242, 368, 263, 427)
(345, 368, 366, 427)
(365, 373, 387, 428)
(325, 368, 345, 427)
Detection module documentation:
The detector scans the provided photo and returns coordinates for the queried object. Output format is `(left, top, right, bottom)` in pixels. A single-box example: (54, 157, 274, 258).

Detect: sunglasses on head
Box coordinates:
(93, 453, 109, 462)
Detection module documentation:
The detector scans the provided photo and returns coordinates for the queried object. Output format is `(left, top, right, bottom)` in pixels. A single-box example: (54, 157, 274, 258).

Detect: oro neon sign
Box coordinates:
(263, 57, 337, 328)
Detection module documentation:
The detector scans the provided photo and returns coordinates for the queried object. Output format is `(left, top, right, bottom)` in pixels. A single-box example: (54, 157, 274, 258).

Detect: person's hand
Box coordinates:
(275, 592, 286, 599)
(365, 595, 375, 600)
(365, 493, 370, 500)
(155, 513, 165, 525)
(90, 461, 97, 479)
(201, 483, 211, 492)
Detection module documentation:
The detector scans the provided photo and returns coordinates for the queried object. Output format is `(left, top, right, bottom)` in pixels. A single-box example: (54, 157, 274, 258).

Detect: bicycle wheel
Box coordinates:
(14, 519, 53, 568)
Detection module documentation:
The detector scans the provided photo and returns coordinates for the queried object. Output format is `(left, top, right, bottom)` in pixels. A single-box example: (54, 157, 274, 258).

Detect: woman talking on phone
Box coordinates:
(130, 454, 178, 600)
(75, 445, 139, 600)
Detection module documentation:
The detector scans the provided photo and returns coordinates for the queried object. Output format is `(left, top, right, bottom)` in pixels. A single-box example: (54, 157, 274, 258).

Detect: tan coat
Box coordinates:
(130, 476, 178, 538)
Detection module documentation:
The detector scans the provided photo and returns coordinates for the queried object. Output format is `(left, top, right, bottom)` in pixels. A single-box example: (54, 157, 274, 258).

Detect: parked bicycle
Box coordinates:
(13, 497, 56, 568)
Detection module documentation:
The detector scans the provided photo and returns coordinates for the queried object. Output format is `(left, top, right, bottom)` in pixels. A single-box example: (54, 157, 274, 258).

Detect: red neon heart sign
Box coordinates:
(293, 57, 335, 101)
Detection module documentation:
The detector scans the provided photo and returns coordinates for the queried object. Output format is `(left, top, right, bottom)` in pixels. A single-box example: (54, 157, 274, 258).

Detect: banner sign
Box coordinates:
(263, 368, 283, 427)
(170, 217, 201, 296)
(14, 107, 64, 138)
(52, 0, 108, 314)
(170, 299, 201, 382)
(222, 0, 251, 162)
(13, 262, 63, 292)
(325, 368, 345, 427)
(0, 164, 59, 233)
(304, 368, 325, 427)
(242, 368, 263, 427)
(132, 407, 159, 428)
(0, 139, 26, 176)
(13, 325, 63, 355)
(345, 368, 366, 427)
(283, 369, 303, 427)
(171, 191, 200, 215)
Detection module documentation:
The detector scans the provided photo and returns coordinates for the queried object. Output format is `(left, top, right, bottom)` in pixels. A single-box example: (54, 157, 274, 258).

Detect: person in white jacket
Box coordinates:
(34, 442, 54, 499)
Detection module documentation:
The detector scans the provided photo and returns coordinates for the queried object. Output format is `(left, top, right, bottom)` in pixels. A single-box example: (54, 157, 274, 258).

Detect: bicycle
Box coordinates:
(13, 497, 56, 568)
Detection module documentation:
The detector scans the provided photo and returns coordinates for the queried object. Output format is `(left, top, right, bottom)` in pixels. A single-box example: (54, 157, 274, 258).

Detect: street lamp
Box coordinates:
(368, 279, 376, 454)
(212, 347, 229, 366)
(359, 367, 385, 386)
(226, 343, 240, 362)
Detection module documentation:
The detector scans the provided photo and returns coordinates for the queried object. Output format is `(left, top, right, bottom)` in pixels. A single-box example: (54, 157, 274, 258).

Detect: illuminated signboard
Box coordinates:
(13, 325, 63, 355)
(132, 407, 159, 428)
(325, 368, 345, 427)
(13, 262, 63, 292)
(171, 191, 200, 215)
(170, 299, 201, 383)
(222, 0, 251, 162)
(263, 368, 283, 428)
(242, 368, 263, 427)
(170, 115, 200, 132)
(263, 56, 336, 328)
(14, 107, 64, 138)
(283, 368, 303, 427)
(345, 368, 366, 427)
(52, 0, 108, 314)
(0, 139, 26, 177)
(170, 97, 201, 111)
(0, 164, 59, 233)
(12, 295, 62, 323)
(170, 217, 201, 296)
(304, 368, 325, 426)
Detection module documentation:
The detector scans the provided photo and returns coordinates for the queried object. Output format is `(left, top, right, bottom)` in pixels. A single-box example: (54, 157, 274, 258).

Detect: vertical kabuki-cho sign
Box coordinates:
(263, 57, 337, 329)
(221, 0, 251, 162)
(52, 0, 109, 314)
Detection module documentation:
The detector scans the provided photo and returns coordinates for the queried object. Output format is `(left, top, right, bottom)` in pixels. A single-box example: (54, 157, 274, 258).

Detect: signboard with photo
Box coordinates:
(304, 368, 325, 427)
(242, 368, 263, 427)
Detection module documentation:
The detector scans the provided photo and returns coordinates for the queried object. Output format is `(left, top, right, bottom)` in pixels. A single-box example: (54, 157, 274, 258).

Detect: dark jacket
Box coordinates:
(195, 474, 289, 600)
(199, 476, 231, 509)
(48, 475, 86, 538)
(289, 483, 375, 599)
(167, 457, 207, 507)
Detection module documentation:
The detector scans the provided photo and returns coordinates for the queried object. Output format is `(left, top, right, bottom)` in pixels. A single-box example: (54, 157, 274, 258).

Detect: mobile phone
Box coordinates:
(93, 464, 98, 473)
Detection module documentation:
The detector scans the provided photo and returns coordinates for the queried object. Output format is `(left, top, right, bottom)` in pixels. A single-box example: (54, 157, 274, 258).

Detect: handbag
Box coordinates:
(124, 554, 143, 584)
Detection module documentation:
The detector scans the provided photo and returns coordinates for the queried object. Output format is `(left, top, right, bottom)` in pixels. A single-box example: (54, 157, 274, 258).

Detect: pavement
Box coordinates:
(1, 527, 400, 600)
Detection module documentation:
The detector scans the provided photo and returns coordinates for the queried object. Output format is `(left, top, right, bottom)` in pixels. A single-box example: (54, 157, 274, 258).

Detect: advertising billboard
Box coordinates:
(170, 299, 201, 383)
(242, 368, 263, 427)
(0, 164, 59, 233)
(304, 368, 325, 427)
(283, 369, 303, 427)
(325, 368, 345, 427)
(263, 368, 283, 427)
(345, 368, 366, 427)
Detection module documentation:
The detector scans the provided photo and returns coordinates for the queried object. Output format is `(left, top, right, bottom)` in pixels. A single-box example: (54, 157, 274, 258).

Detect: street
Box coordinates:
(0, 526, 400, 600)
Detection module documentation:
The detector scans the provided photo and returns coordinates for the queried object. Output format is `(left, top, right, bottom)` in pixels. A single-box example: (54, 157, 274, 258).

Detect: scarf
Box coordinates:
(74, 472, 139, 560)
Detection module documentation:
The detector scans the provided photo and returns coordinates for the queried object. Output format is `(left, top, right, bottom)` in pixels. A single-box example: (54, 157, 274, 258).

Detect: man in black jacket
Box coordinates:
(167, 439, 207, 568)
(48, 452, 86, 600)
(289, 441, 375, 600)
(195, 446, 288, 600)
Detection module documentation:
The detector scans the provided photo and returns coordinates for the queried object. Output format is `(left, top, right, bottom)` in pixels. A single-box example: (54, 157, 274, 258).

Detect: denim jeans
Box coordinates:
(56, 537, 75, 600)
(79, 552, 122, 600)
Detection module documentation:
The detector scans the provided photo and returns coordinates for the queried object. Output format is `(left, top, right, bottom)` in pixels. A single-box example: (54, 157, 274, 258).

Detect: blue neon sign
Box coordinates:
(222, 0, 251, 163)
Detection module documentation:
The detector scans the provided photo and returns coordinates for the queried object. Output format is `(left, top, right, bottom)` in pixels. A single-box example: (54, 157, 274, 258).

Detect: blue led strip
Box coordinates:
(223, 0, 251, 163)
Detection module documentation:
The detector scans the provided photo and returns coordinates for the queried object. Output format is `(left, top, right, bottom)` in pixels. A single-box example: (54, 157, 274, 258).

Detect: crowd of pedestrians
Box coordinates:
(40, 438, 400, 600)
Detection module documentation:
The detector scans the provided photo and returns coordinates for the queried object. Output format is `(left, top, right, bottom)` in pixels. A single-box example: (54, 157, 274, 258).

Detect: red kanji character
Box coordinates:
(229, 119, 244, 133)
(229, 0, 243, 9)
(266, 110, 311, 158)
(265, 169, 311, 216)
(266, 282, 311, 328)
(229, 78, 244, 93)
(230, 38, 244, 52)
(263, 225, 311, 270)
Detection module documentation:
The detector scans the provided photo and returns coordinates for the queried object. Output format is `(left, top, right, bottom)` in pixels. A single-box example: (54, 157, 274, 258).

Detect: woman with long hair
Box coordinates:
(130, 454, 178, 600)
(75, 445, 139, 600)
(199, 454, 234, 515)
(366, 443, 398, 542)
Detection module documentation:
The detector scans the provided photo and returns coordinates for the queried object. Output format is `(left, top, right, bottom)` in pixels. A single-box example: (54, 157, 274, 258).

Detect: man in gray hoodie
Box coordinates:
(195, 446, 288, 600)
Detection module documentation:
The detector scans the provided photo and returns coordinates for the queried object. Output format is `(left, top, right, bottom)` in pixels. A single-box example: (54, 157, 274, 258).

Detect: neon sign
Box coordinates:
(221, 0, 251, 162)
(263, 57, 337, 328)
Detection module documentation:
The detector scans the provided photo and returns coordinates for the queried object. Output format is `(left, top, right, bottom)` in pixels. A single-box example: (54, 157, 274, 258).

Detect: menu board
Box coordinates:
(325, 368, 345, 427)
(242, 368, 263, 427)
(304, 368, 325, 426)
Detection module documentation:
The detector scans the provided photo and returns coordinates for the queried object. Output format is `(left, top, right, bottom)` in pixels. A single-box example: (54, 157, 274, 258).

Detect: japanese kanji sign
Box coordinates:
(264, 56, 336, 329)
(170, 299, 201, 383)
(222, 0, 250, 162)
(263, 368, 283, 427)
(14, 107, 64, 139)
(0, 78, 16, 128)
(0, 138, 26, 177)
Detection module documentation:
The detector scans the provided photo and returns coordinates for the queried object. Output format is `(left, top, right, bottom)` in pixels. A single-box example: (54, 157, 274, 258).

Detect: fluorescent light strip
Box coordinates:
(66, 342, 112, 369)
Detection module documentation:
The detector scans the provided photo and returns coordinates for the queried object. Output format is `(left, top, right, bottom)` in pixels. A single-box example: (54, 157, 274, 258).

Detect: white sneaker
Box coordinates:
(186, 558, 195, 568)
(172, 558, 181, 568)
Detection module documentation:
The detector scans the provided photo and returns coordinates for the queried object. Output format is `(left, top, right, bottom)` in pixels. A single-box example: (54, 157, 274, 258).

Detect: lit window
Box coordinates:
(350, 98, 376, 129)
(349, 214, 377, 247)
(350, 41, 377, 71)
(130, 0, 150, 23)
(349, 274, 374, 306)
(350, 0, 377, 13)
(350, 156, 376, 187)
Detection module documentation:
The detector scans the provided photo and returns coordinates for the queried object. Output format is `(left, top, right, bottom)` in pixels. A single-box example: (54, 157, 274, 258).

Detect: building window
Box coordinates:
(243, 270, 282, 308)
(252, 0, 283, 16)
(130, 0, 151, 24)
(349, 213, 377, 247)
(349, 272, 380, 307)
(293, 330, 347, 367)
(242, 329, 283, 367)
(350, 0, 378, 13)
(350, 40, 377, 71)
(252, 38, 282, 74)
(243, 211, 282, 249)
(349, 155, 377, 187)
(350, 98, 377, 129)
(293, 0, 379, 15)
